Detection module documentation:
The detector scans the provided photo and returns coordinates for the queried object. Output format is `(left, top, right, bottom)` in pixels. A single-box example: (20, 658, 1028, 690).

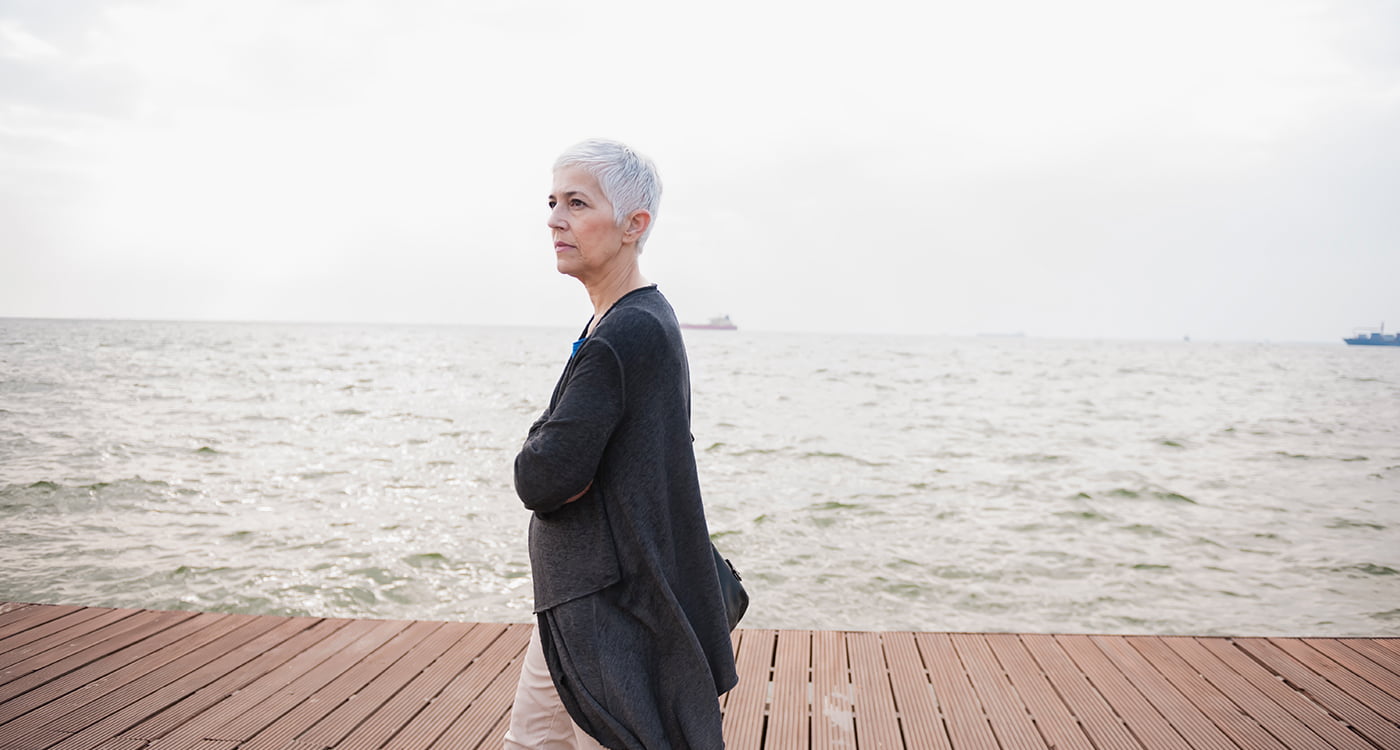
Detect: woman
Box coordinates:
(503, 140, 738, 750)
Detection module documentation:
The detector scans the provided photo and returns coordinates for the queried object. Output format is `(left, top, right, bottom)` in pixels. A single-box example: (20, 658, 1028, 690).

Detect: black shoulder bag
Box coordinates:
(711, 543, 749, 631)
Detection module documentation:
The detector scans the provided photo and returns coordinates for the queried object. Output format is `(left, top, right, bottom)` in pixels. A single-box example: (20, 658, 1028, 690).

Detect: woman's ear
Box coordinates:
(623, 210, 652, 242)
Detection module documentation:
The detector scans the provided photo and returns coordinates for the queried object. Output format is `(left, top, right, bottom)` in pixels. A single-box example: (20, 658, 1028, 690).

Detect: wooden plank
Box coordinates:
(1335, 638, 1400, 681)
(426, 668, 517, 750)
(1268, 638, 1400, 723)
(44, 616, 315, 735)
(0, 611, 199, 706)
(948, 633, 1045, 749)
(984, 633, 1095, 750)
(810, 629, 853, 750)
(719, 630, 738, 714)
(1124, 637, 1287, 750)
(768, 630, 812, 750)
(77, 618, 334, 748)
(915, 633, 998, 750)
(1092, 636, 1238, 750)
(288, 621, 477, 749)
(469, 704, 513, 750)
(0, 609, 140, 675)
(5, 727, 69, 750)
(36, 612, 257, 727)
(1233, 637, 1400, 750)
(0, 612, 242, 728)
(0, 612, 204, 710)
(1019, 634, 1144, 750)
(92, 738, 147, 750)
(379, 624, 529, 750)
(1054, 634, 1185, 750)
(3, 603, 1400, 750)
(329, 623, 506, 750)
(137, 615, 361, 750)
(0, 605, 50, 634)
(0, 607, 127, 664)
(201, 619, 410, 744)
(424, 629, 529, 750)
(847, 631, 901, 750)
(0, 608, 37, 647)
(1302, 638, 1400, 702)
(1168, 637, 1366, 750)
(236, 620, 439, 750)
(882, 631, 949, 750)
(41, 617, 328, 750)
(722, 629, 774, 750)
(0, 606, 85, 644)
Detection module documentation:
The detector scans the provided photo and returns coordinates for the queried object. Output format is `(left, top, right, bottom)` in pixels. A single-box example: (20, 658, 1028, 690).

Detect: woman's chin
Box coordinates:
(555, 258, 583, 279)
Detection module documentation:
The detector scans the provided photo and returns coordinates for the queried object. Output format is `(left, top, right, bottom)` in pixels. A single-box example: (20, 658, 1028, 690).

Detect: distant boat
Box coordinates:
(1344, 322, 1399, 346)
(681, 315, 737, 331)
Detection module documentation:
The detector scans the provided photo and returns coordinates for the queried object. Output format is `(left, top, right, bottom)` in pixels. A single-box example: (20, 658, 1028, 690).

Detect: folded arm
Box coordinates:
(514, 340, 624, 514)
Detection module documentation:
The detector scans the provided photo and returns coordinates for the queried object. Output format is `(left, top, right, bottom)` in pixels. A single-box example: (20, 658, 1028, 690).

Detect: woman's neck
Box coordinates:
(585, 263, 649, 333)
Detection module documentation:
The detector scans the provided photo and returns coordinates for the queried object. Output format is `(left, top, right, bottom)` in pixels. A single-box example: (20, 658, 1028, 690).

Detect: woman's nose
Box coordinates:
(547, 205, 566, 230)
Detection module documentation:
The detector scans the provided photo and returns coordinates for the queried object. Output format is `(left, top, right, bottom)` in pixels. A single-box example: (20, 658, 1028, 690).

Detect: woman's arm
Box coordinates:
(526, 409, 550, 436)
(513, 340, 624, 513)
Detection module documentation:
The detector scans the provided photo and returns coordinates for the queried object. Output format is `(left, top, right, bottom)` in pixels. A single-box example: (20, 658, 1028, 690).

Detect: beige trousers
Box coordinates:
(504, 626, 607, 750)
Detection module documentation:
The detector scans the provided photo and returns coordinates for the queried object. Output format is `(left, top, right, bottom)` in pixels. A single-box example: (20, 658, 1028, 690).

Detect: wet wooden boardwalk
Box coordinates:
(1, 602, 1397, 749)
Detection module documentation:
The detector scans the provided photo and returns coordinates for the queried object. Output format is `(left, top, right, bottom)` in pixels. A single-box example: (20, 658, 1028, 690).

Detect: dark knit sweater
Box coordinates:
(515, 286, 738, 749)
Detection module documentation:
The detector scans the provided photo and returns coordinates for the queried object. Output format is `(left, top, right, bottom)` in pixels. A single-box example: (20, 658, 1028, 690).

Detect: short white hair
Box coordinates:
(554, 139, 663, 251)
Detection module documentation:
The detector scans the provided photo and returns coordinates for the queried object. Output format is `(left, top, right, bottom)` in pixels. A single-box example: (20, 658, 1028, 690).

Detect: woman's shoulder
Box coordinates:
(594, 289, 683, 356)
(600, 287, 678, 335)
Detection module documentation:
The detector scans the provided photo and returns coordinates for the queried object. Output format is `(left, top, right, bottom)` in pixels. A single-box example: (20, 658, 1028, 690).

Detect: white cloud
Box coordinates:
(0, 19, 60, 60)
(0, 0, 1396, 339)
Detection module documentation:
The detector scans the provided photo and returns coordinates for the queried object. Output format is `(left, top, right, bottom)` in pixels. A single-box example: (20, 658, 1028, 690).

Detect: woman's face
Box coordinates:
(548, 165, 629, 281)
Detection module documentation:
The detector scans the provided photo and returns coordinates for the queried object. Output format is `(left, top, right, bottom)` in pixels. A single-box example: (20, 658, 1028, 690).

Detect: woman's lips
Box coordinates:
(555, 242, 575, 253)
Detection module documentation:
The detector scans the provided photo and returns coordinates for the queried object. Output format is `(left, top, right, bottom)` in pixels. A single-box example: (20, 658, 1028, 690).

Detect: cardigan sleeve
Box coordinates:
(514, 339, 625, 514)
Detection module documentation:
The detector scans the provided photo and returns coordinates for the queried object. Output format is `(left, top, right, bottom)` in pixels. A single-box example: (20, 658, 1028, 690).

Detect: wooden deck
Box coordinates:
(0, 602, 1397, 749)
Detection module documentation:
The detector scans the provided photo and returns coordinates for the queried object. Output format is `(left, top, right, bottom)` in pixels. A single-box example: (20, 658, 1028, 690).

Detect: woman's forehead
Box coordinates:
(551, 165, 601, 196)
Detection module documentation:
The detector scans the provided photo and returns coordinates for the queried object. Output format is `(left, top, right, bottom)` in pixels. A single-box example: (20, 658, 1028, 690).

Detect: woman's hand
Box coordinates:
(563, 481, 593, 504)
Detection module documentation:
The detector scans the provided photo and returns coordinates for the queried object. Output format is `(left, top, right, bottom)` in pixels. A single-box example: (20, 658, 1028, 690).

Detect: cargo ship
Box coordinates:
(1344, 323, 1399, 346)
(681, 315, 737, 331)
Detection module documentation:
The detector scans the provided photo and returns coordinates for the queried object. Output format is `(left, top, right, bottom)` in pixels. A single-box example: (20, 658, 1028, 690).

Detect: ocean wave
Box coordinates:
(800, 451, 889, 466)
(0, 477, 178, 512)
(4, 320, 1398, 635)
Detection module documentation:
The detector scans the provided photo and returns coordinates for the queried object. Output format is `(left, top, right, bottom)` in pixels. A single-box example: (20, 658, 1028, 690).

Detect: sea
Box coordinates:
(2, 318, 1397, 637)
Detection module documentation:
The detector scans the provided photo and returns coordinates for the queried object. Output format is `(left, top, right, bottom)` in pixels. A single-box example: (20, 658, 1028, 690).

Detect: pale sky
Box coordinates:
(2, 0, 1397, 341)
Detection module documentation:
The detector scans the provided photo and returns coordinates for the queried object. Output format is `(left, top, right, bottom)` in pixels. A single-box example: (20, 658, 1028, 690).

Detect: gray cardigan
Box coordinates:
(515, 286, 738, 749)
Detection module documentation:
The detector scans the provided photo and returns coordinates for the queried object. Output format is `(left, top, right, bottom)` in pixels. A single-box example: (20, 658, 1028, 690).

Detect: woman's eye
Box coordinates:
(570, 199, 585, 208)
(548, 200, 557, 209)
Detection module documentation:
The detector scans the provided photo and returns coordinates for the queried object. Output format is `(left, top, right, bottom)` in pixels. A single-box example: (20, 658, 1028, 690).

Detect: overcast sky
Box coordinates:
(2, 0, 1397, 341)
